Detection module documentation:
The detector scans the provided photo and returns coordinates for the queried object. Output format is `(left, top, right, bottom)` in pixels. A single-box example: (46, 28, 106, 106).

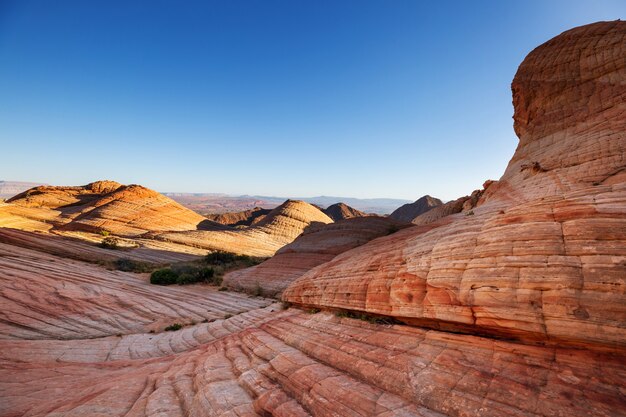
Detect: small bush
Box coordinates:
(99, 229, 110, 237)
(100, 236, 120, 249)
(114, 258, 153, 273)
(334, 310, 400, 325)
(465, 210, 475, 216)
(164, 323, 183, 331)
(150, 268, 179, 285)
(307, 308, 321, 314)
(253, 282, 263, 297)
(205, 250, 238, 264)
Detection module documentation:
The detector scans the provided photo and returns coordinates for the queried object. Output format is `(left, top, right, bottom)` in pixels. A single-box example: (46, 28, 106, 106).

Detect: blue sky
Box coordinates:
(1, 1, 624, 200)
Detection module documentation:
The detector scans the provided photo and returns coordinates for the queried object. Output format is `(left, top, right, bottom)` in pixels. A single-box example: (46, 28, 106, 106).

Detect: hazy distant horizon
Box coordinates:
(2, 1, 624, 200)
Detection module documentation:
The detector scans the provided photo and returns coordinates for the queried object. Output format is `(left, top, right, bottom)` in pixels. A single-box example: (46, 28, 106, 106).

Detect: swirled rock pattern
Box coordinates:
(224, 217, 406, 296)
(283, 21, 626, 352)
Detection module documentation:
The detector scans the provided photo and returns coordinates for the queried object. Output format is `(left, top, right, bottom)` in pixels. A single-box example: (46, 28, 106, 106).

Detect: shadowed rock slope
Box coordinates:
(205, 206, 271, 226)
(389, 195, 443, 222)
(323, 202, 368, 221)
(152, 199, 334, 257)
(5, 180, 207, 236)
(223, 216, 406, 296)
(284, 21, 626, 353)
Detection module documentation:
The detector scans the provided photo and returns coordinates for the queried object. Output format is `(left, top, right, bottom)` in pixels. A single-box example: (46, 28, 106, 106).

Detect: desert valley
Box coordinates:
(0, 19, 625, 417)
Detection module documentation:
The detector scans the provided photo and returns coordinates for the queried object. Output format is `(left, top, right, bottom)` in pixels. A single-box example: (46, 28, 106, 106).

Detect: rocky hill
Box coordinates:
(6, 180, 207, 236)
(388, 195, 443, 222)
(322, 202, 368, 221)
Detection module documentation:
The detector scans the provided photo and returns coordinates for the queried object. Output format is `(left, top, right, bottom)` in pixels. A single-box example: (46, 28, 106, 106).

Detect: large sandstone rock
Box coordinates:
(389, 195, 443, 223)
(284, 21, 626, 351)
(224, 216, 406, 296)
(153, 200, 334, 257)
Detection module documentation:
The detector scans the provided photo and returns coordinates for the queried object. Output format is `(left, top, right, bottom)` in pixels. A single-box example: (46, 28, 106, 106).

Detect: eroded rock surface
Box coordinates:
(283, 21, 626, 352)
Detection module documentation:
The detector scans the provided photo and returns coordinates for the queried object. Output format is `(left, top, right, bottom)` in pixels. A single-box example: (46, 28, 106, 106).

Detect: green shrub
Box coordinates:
(150, 268, 179, 285)
(100, 236, 120, 249)
(205, 250, 238, 264)
(99, 229, 110, 237)
(253, 282, 263, 297)
(334, 310, 400, 325)
(114, 258, 153, 273)
(164, 323, 183, 331)
(465, 210, 475, 216)
(307, 308, 321, 314)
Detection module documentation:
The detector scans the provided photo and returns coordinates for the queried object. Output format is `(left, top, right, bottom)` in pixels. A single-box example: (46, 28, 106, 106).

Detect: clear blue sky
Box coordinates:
(1, 1, 624, 200)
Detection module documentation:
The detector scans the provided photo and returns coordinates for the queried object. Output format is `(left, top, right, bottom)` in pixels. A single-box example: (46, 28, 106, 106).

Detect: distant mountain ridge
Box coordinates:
(163, 192, 411, 215)
(0, 181, 46, 198)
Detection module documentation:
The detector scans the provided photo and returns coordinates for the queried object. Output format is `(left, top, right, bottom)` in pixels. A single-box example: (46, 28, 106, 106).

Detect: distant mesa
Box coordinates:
(388, 195, 442, 222)
(322, 202, 368, 221)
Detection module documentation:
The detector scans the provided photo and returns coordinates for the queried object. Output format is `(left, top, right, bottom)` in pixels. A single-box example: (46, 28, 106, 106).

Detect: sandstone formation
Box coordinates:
(224, 216, 406, 296)
(284, 21, 626, 353)
(153, 200, 334, 257)
(1, 21, 625, 417)
(389, 195, 443, 222)
(6, 180, 207, 236)
(205, 206, 271, 226)
(322, 202, 368, 221)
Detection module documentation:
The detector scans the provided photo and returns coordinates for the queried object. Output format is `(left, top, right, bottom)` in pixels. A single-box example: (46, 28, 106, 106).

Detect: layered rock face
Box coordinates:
(284, 21, 626, 351)
(389, 195, 443, 222)
(5, 180, 207, 236)
(323, 202, 368, 221)
(153, 200, 334, 257)
(224, 216, 406, 296)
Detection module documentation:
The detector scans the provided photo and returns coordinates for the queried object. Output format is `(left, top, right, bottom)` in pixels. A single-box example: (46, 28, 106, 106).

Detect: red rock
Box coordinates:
(283, 21, 626, 352)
